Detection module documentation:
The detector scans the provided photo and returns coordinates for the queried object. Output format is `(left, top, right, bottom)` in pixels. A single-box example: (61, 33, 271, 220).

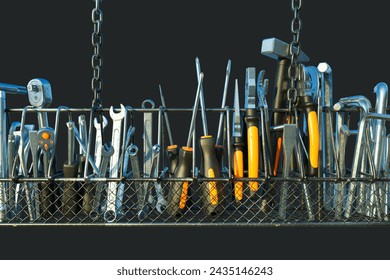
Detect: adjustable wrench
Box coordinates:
(104, 104, 126, 222)
(93, 116, 108, 168)
(90, 143, 114, 220)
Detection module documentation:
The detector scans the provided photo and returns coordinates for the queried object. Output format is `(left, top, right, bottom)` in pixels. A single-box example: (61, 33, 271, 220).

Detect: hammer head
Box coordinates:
(261, 37, 309, 63)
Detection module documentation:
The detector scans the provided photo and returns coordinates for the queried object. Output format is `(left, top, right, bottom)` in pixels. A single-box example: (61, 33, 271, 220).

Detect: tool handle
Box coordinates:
(167, 144, 179, 175)
(233, 136, 245, 202)
(200, 136, 223, 216)
(305, 105, 320, 176)
(61, 163, 79, 218)
(245, 108, 259, 196)
(166, 147, 192, 217)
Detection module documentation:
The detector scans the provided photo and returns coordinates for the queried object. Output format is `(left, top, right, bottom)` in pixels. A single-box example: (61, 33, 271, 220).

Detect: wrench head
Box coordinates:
(109, 104, 126, 120)
(93, 115, 108, 129)
(101, 143, 114, 157)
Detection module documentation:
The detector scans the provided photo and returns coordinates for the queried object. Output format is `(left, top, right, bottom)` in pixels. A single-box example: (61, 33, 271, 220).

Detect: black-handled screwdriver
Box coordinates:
(159, 84, 179, 175)
(166, 73, 204, 217)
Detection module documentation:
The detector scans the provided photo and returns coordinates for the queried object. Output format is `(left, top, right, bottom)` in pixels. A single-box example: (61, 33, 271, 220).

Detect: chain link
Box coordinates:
(91, 0, 103, 108)
(287, 0, 302, 113)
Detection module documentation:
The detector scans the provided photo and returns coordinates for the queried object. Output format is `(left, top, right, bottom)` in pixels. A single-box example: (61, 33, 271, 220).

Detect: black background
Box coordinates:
(1, 1, 390, 260)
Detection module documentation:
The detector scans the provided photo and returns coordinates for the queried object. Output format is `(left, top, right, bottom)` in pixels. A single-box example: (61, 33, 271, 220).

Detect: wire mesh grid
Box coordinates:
(1, 106, 389, 226)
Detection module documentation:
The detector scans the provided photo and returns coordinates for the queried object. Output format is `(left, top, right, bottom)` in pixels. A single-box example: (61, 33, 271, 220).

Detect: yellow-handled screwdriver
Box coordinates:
(244, 67, 259, 197)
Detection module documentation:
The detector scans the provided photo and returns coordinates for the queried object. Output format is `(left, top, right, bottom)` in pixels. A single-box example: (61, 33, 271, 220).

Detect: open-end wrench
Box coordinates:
(115, 125, 136, 216)
(137, 144, 160, 220)
(335, 125, 350, 219)
(151, 144, 167, 214)
(78, 115, 88, 157)
(93, 116, 108, 168)
(69, 123, 99, 175)
(28, 130, 40, 220)
(90, 143, 114, 220)
(104, 104, 126, 222)
(14, 124, 34, 221)
(128, 144, 143, 212)
(141, 100, 156, 206)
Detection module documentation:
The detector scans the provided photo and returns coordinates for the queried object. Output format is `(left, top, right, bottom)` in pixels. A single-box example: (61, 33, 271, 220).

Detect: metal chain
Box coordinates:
(287, 0, 302, 113)
(91, 0, 103, 108)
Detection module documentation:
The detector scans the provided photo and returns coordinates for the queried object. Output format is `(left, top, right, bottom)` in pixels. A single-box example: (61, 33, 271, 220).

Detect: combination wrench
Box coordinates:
(104, 104, 126, 222)
(90, 143, 114, 220)
(93, 115, 108, 167)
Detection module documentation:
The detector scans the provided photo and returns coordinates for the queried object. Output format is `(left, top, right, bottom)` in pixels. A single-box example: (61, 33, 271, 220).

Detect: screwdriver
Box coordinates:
(215, 59, 232, 168)
(166, 72, 204, 217)
(244, 67, 259, 197)
(196, 67, 223, 216)
(159, 85, 179, 175)
(232, 79, 244, 202)
(62, 121, 79, 218)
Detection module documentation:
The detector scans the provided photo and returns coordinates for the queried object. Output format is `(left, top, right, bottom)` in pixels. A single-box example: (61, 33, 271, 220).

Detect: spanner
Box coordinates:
(128, 144, 143, 212)
(69, 122, 99, 175)
(90, 143, 114, 220)
(28, 130, 41, 221)
(115, 125, 135, 216)
(104, 104, 126, 222)
(93, 116, 108, 168)
(137, 144, 160, 220)
(78, 115, 88, 157)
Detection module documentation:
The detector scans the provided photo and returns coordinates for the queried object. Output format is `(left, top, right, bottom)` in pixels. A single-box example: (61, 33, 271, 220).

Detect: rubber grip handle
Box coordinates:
(166, 147, 193, 217)
(233, 136, 244, 202)
(62, 163, 79, 218)
(245, 108, 259, 196)
(200, 136, 223, 216)
(306, 108, 319, 176)
(167, 144, 179, 175)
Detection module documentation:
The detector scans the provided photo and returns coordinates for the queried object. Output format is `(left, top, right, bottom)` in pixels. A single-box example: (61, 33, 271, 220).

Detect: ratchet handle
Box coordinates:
(61, 163, 79, 218)
(305, 104, 320, 177)
(233, 136, 245, 202)
(200, 136, 223, 216)
(245, 108, 259, 196)
(166, 147, 192, 217)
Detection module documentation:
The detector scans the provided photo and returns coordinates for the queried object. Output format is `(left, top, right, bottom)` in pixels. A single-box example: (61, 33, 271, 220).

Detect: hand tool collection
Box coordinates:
(1, 0, 390, 224)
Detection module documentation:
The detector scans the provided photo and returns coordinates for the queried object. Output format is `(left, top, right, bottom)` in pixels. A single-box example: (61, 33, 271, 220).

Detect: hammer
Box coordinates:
(261, 37, 309, 176)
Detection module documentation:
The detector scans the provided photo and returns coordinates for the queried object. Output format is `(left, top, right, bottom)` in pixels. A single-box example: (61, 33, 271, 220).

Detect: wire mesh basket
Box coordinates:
(1, 105, 389, 226)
